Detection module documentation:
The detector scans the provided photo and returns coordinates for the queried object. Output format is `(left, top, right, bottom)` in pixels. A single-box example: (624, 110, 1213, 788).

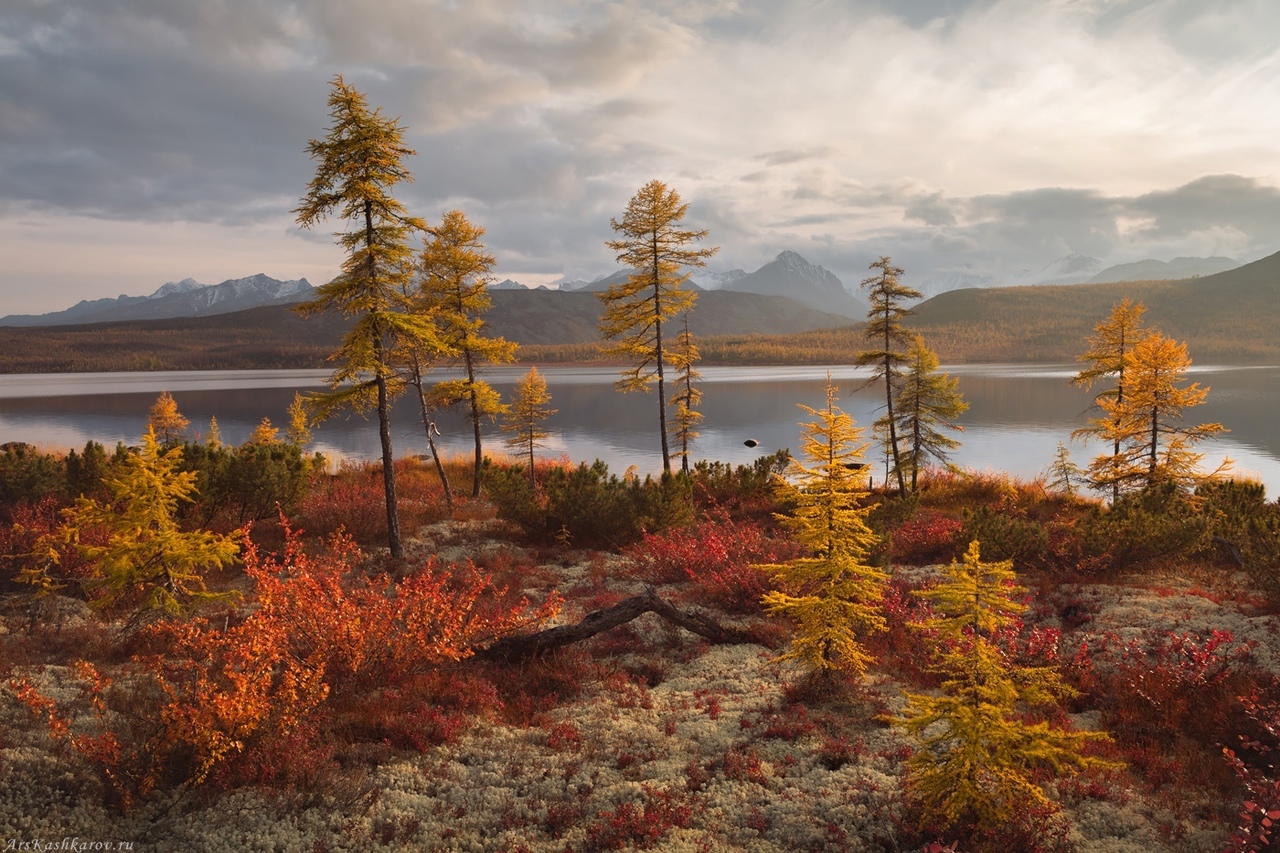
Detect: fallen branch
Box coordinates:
(475, 586, 755, 662)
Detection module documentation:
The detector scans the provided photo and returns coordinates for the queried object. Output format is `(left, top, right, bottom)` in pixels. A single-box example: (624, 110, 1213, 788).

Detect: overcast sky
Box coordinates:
(3, 0, 1280, 314)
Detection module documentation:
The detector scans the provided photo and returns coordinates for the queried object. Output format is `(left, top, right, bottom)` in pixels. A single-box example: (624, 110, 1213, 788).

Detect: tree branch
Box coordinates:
(475, 586, 755, 663)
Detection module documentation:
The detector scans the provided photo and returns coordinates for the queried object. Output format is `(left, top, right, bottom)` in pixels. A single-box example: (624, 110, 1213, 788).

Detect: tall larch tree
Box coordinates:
(1070, 297, 1148, 502)
(668, 314, 702, 474)
(891, 334, 968, 491)
(417, 209, 516, 498)
(294, 75, 435, 559)
(502, 366, 557, 488)
(856, 256, 920, 495)
(756, 377, 887, 679)
(1101, 331, 1229, 491)
(600, 180, 718, 474)
(901, 540, 1114, 843)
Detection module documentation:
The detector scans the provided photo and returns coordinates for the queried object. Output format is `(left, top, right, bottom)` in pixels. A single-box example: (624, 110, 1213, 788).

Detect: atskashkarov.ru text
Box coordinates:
(6, 840, 134, 852)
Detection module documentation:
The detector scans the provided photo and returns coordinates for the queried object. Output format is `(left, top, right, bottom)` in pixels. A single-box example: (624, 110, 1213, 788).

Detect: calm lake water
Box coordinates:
(1, 364, 1278, 498)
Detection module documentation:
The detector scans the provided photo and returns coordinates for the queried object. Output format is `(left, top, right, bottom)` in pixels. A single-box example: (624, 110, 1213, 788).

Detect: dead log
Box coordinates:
(475, 586, 755, 663)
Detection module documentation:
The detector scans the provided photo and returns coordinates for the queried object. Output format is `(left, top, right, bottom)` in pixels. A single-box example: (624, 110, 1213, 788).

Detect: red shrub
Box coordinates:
(14, 520, 560, 807)
(1223, 692, 1280, 852)
(628, 515, 803, 613)
(583, 785, 694, 850)
(889, 510, 965, 564)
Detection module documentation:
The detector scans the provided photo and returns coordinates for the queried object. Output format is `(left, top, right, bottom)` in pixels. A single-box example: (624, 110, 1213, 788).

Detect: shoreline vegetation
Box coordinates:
(2, 317, 1279, 375)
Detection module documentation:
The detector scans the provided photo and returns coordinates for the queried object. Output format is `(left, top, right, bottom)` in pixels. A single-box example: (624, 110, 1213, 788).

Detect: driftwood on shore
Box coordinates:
(475, 586, 756, 663)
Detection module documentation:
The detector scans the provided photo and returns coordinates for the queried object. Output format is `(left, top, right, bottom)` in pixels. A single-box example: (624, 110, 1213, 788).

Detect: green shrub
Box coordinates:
(1080, 483, 1210, 569)
(962, 504, 1050, 565)
(690, 449, 790, 513)
(0, 444, 63, 508)
(487, 460, 692, 548)
(179, 440, 315, 528)
(1198, 479, 1280, 594)
(64, 441, 112, 500)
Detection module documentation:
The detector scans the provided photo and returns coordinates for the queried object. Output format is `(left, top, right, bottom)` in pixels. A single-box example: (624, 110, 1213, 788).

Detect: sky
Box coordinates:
(3, 0, 1280, 315)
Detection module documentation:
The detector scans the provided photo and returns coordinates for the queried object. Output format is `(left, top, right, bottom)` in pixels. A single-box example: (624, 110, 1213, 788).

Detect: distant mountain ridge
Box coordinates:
(1088, 256, 1238, 283)
(908, 248, 1280, 363)
(559, 250, 864, 318)
(0, 274, 315, 327)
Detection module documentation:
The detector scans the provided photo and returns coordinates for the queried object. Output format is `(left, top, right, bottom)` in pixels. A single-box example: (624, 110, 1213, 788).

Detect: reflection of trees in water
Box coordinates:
(2, 368, 1279, 490)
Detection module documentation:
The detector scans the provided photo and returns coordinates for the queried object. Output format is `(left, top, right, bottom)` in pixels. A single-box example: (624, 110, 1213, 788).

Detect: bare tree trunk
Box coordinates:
(475, 587, 754, 662)
(408, 358, 453, 512)
(376, 370, 403, 560)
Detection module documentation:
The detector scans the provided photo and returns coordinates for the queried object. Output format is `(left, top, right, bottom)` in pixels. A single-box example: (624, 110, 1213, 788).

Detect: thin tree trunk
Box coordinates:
(653, 266, 671, 475)
(409, 357, 453, 512)
(462, 348, 483, 498)
(526, 436, 536, 489)
(364, 197, 403, 559)
(376, 371, 403, 560)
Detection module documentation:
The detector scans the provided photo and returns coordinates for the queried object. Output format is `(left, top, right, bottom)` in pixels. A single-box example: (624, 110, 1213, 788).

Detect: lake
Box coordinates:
(1, 364, 1278, 498)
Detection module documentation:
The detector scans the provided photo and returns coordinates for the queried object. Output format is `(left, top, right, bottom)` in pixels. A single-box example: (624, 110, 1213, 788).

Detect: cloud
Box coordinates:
(2, 0, 1280, 313)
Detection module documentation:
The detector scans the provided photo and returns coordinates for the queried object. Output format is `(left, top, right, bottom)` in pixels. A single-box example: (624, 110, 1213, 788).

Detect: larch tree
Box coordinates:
(417, 209, 516, 498)
(206, 416, 223, 450)
(294, 75, 436, 559)
(600, 180, 718, 474)
(502, 366, 557, 488)
(901, 540, 1115, 841)
(1044, 442, 1085, 498)
(891, 334, 968, 491)
(285, 392, 313, 448)
(50, 426, 240, 616)
(856, 256, 920, 495)
(756, 377, 887, 679)
(246, 417, 280, 445)
(1100, 331, 1229, 491)
(148, 391, 189, 444)
(668, 314, 702, 474)
(1071, 298, 1149, 502)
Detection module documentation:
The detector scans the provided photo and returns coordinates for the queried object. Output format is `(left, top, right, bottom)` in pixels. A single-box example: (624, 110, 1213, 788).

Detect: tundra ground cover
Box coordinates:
(3, 449, 1280, 851)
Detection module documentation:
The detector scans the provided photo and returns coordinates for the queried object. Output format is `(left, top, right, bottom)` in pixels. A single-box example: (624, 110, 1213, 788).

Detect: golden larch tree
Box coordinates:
(856, 256, 921, 495)
(502, 366, 557, 488)
(294, 75, 437, 559)
(901, 540, 1115, 844)
(668, 313, 702, 474)
(148, 391, 189, 444)
(417, 209, 516, 498)
(285, 392, 313, 447)
(891, 334, 967, 491)
(756, 377, 887, 679)
(53, 426, 240, 615)
(1071, 298, 1149, 501)
(600, 180, 717, 474)
(1100, 331, 1229, 491)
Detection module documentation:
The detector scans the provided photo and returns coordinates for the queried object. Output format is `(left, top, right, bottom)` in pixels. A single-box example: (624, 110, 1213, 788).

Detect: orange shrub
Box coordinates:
(15, 520, 561, 807)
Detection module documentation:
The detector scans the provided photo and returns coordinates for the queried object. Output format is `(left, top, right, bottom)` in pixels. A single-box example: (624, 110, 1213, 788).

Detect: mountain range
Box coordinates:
(555, 251, 866, 318)
(908, 249, 1280, 363)
(916, 254, 1240, 297)
(3, 251, 863, 328)
(0, 274, 315, 327)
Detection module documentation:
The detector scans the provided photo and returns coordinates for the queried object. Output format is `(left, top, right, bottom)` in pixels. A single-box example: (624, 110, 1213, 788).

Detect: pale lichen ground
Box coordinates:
(0, 545, 1265, 852)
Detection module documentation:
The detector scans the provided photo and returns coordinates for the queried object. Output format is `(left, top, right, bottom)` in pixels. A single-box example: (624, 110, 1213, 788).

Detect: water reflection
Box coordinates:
(1, 365, 1277, 498)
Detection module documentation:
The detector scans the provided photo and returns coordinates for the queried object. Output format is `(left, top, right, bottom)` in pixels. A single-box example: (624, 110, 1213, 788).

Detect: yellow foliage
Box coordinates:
(757, 377, 887, 677)
(900, 540, 1117, 840)
(147, 390, 189, 444)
